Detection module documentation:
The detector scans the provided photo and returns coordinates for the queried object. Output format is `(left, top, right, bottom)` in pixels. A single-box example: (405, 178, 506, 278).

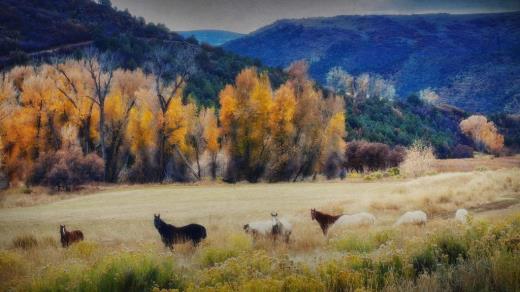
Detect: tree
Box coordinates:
(219, 67, 272, 182)
(84, 48, 117, 180)
(104, 68, 149, 181)
(266, 83, 296, 181)
(201, 107, 219, 180)
(460, 115, 504, 154)
(419, 88, 440, 105)
(146, 45, 197, 181)
(55, 59, 96, 154)
(98, 0, 112, 7)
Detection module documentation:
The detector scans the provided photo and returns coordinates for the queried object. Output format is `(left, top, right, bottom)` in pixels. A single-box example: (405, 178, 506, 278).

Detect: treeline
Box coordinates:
(0, 55, 348, 187)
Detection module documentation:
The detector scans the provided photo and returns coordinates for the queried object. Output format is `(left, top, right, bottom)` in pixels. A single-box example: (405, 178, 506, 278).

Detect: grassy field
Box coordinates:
(0, 165, 519, 291)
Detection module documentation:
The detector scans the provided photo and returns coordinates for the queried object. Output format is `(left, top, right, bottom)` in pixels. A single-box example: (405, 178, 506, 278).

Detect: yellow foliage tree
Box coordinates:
(219, 68, 273, 182)
(460, 115, 504, 154)
(200, 107, 219, 179)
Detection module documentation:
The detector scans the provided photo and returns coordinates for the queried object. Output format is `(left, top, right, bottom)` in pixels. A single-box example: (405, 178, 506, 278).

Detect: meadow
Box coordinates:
(0, 159, 519, 291)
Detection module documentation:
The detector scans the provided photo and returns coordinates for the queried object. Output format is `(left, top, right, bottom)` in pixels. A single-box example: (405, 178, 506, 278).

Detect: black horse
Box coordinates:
(153, 214, 206, 250)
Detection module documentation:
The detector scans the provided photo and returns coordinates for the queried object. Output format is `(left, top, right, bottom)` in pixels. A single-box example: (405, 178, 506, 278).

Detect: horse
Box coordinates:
(153, 214, 206, 250)
(271, 212, 292, 243)
(59, 225, 84, 247)
(310, 209, 343, 235)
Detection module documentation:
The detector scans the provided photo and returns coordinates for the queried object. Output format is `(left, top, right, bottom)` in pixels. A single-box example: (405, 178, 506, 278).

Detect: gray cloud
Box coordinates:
(111, 0, 520, 33)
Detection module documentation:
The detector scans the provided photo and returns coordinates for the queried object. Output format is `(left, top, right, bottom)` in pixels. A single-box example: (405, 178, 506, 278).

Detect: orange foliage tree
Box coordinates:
(459, 115, 504, 154)
(0, 59, 347, 186)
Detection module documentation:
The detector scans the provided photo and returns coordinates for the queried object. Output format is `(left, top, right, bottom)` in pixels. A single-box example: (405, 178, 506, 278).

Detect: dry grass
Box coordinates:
(0, 168, 519, 291)
(0, 168, 519, 248)
(432, 154, 520, 173)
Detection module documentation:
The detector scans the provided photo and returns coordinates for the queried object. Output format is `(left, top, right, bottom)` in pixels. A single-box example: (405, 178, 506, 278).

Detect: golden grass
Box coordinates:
(0, 167, 519, 290)
(432, 154, 520, 173)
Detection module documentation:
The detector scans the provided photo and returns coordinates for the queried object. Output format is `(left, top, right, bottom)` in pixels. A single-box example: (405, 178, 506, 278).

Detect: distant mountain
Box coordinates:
(178, 30, 244, 46)
(224, 12, 520, 114)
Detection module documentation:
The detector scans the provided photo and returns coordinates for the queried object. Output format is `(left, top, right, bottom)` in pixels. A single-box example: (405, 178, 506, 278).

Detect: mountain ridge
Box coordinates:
(224, 12, 520, 114)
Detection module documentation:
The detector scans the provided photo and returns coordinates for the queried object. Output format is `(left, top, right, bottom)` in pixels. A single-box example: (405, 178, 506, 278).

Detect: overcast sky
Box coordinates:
(111, 0, 520, 33)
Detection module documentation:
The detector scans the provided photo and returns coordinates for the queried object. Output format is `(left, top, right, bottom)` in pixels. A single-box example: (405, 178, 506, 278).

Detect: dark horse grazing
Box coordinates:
(59, 225, 84, 247)
(153, 214, 206, 250)
(310, 209, 343, 235)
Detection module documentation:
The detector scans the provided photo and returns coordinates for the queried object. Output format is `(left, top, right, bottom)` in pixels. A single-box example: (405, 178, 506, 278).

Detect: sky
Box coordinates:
(111, 0, 520, 33)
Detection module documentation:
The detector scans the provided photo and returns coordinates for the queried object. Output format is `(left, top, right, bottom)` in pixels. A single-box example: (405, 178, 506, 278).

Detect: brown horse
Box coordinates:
(60, 225, 84, 247)
(310, 209, 343, 235)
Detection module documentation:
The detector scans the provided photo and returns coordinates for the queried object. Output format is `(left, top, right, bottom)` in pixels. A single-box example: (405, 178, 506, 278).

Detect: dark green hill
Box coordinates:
(0, 0, 283, 105)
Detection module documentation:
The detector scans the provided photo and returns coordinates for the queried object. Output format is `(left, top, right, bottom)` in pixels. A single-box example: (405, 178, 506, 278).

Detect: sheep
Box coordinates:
(336, 212, 376, 226)
(455, 208, 469, 224)
(394, 210, 427, 226)
(243, 213, 292, 243)
(243, 220, 274, 241)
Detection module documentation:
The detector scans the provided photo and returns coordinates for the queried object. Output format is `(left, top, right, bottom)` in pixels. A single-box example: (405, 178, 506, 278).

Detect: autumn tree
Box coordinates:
(201, 107, 219, 180)
(125, 100, 157, 182)
(146, 45, 197, 181)
(84, 48, 117, 180)
(54, 59, 96, 153)
(460, 115, 504, 154)
(289, 62, 326, 181)
(266, 82, 296, 181)
(104, 68, 150, 181)
(219, 68, 273, 182)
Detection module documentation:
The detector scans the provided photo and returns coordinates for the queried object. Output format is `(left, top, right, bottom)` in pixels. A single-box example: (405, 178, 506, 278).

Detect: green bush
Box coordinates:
(333, 234, 376, 253)
(435, 233, 468, 265)
(412, 246, 437, 277)
(387, 167, 400, 176)
(30, 253, 184, 292)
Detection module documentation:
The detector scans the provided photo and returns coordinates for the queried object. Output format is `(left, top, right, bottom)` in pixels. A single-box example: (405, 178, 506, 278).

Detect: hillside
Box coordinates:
(178, 30, 244, 46)
(0, 0, 282, 105)
(224, 12, 520, 114)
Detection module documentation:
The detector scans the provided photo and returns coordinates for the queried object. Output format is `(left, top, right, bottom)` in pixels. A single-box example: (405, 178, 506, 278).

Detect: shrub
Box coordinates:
(29, 147, 104, 191)
(386, 167, 400, 176)
(333, 234, 376, 253)
(68, 241, 99, 259)
(11, 234, 38, 250)
(435, 233, 468, 265)
(400, 140, 435, 177)
(451, 144, 474, 158)
(198, 247, 239, 267)
(412, 246, 437, 277)
(345, 141, 405, 173)
(324, 152, 343, 179)
(30, 252, 185, 292)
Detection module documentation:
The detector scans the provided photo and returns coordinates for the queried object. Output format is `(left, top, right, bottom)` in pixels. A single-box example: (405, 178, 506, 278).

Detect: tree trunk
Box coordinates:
(173, 144, 200, 180)
(99, 102, 107, 181)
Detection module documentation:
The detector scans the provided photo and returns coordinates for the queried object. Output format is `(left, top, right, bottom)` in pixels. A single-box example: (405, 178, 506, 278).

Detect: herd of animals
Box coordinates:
(59, 208, 470, 249)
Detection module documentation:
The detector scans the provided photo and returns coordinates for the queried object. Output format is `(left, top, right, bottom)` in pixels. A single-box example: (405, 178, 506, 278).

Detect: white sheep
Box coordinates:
(455, 208, 469, 224)
(243, 220, 274, 240)
(243, 213, 292, 243)
(335, 212, 376, 226)
(394, 210, 427, 226)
